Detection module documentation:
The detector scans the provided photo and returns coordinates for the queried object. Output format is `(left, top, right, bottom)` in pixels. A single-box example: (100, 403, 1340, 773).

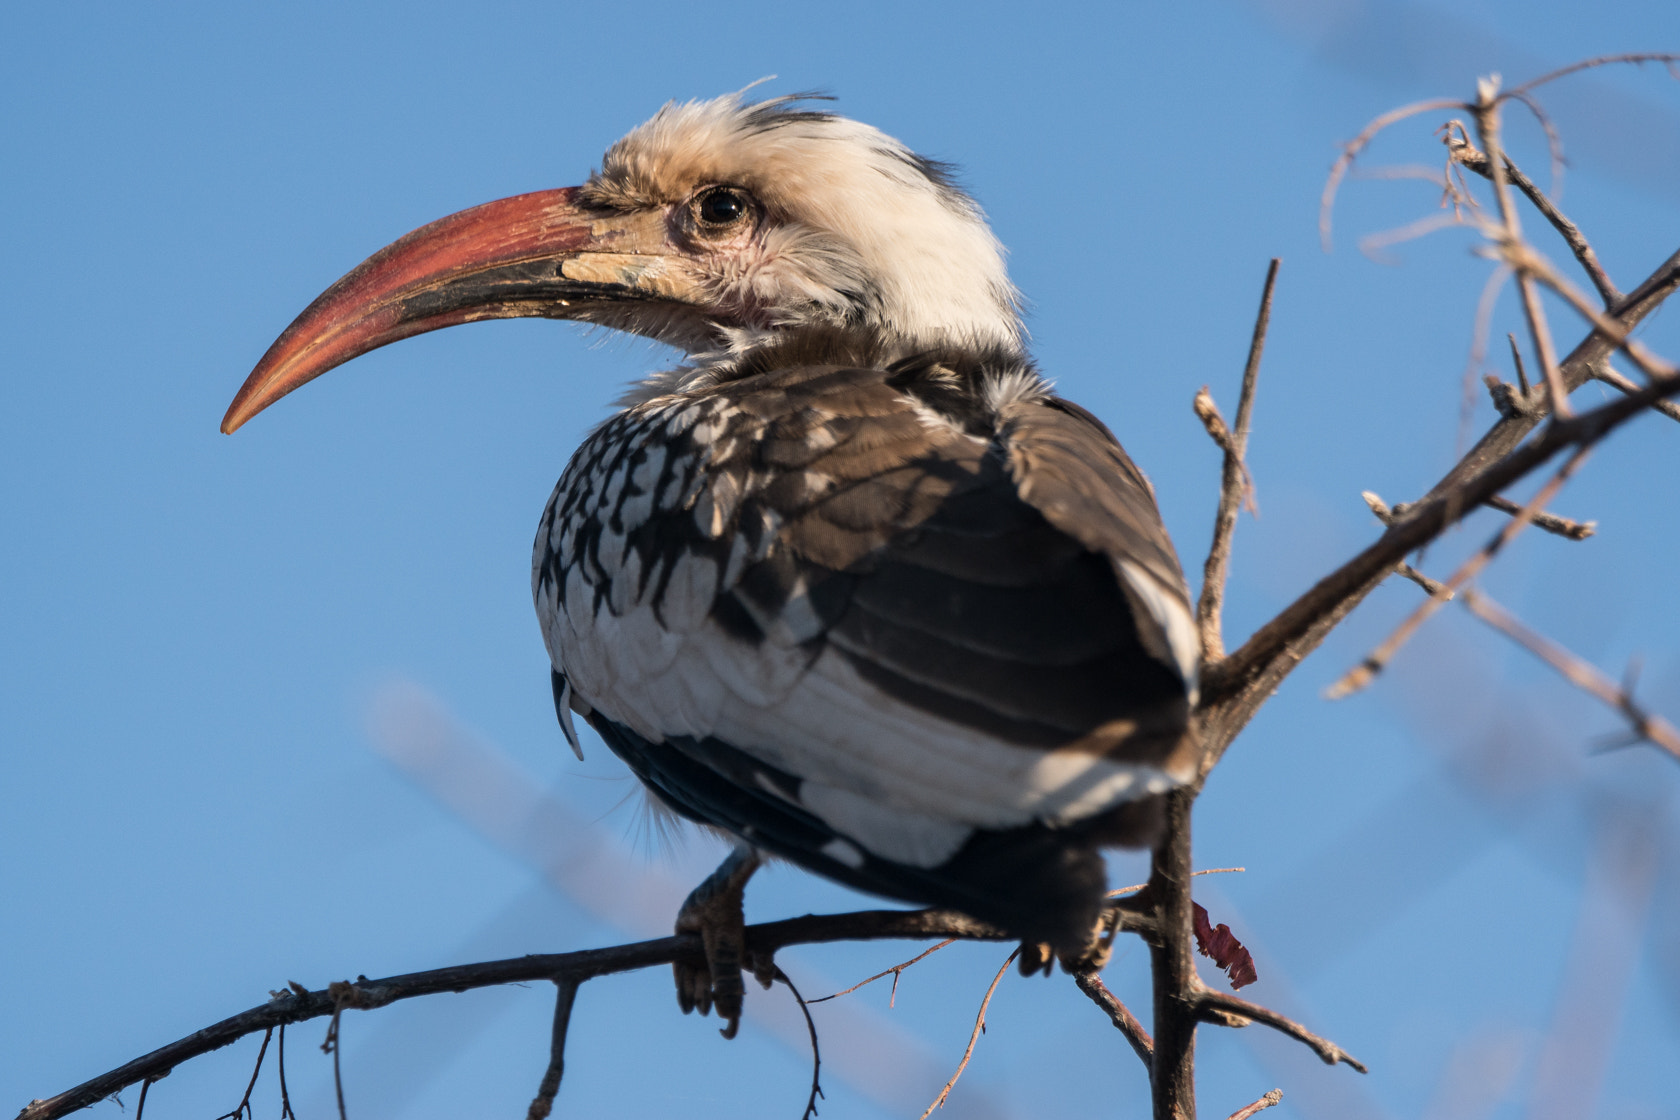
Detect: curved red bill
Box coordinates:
(223, 187, 600, 434)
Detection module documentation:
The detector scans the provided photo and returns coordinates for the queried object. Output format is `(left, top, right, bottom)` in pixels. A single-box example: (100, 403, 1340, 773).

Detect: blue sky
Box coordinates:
(4, 3, 1678, 1118)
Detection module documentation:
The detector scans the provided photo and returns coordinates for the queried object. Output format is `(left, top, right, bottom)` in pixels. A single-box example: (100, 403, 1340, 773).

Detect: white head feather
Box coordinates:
(584, 94, 1025, 359)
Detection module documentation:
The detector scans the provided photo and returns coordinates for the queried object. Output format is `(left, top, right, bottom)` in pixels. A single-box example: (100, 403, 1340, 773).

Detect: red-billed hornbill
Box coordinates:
(225, 93, 1201, 1037)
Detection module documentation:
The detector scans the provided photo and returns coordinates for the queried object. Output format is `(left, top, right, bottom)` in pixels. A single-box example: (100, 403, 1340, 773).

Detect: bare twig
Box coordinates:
(1327, 443, 1593, 698)
(131, 1080, 153, 1120)
(1517, 246, 1678, 381)
(1322, 97, 1466, 250)
(525, 978, 580, 1120)
(808, 939, 955, 1006)
(17, 908, 1024, 1120)
(919, 948, 1019, 1119)
(212, 1028, 270, 1120)
(1394, 562, 1452, 598)
(1590, 362, 1680, 424)
(1195, 988, 1368, 1072)
(1072, 972, 1153, 1069)
(1364, 488, 1587, 542)
(277, 1025, 294, 1120)
(1504, 52, 1680, 99)
(1483, 494, 1594, 539)
(1227, 1089, 1285, 1120)
(322, 989, 349, 1120)
(1198, 259, 1278, 661)
(1473, 77, 1572, 419)
(1509, 333, 1532, 395)
(772, 967, 824, 1120)
(1460, 588, 1680, 762)
(1448, 135, 1620, 307)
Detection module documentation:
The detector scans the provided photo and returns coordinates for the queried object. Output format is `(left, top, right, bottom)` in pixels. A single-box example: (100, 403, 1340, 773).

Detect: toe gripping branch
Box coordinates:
(673, 846, 766, 1039)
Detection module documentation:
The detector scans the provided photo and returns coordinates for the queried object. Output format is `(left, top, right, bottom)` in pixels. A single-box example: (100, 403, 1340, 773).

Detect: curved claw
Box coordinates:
(673, 846, 762, 1039)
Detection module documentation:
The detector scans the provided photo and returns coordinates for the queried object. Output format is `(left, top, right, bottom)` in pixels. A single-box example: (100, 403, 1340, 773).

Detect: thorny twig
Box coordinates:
(525, 977, 580, 1120)
(1227, 1089, 1285, 1120)
(1460, 588, 1680, 762)
(773, 967, 824, 1120)
(918, 948, 1019, 1119)
(1197, 260, 1278, 661)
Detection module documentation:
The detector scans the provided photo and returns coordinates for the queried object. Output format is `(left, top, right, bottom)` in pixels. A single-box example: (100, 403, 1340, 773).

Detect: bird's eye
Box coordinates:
(695, 187, 750, 228)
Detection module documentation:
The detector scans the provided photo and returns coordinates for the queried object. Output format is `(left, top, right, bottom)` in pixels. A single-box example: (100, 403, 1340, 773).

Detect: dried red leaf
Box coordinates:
(1193, 902, 1258, 989)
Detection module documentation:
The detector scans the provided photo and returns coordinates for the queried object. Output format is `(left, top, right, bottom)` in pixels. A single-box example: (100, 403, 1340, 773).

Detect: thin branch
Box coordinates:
(1447, 129, 1619, 307)
(1473, 79, 1572, 418)
(1227, 1089, 1285, 1120)
(1365, 487, 1589, 542)
(1504, 52, 1680, 99)
(16, 908, 1024, 1120)
(808, 939, 955, 1006)
(323, 988, 349, 1120)
(1509, 333, 1532, 395)
(277, 1025, 294, 1120)
(1322, 97, 1466, 250)
(1394, 562, 1452, 598)
(772, 967, 824, 1120)
(1590, 361, 1680, 424)
(1515, 244, 1678, 381)
(211, 1028, 270, 1120)
(1195, 988, 1368, 1073)
(525, 978, 580, 1120)
(1198, 259, 1278, 661)
(1483, 494, 1594, 540)
(1460, 588, 1680, 762)
(918, 948, 1019, 1119)
(132, 1080, 153, 1120)
(1072, 972, 1153, 1070)
(1200, 245, 1680, 744)
(1327, 443, 1593, 698)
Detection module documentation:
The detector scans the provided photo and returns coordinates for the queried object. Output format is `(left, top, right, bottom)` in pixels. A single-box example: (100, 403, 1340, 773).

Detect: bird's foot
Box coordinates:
(673, 845, 763, 1039)
(1017, 905, 1122, 978)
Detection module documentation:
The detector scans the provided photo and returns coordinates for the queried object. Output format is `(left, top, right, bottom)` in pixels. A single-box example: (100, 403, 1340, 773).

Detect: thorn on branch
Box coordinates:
(1227, 1089, 1285, 1120)
(1460, 588, 1680, 763)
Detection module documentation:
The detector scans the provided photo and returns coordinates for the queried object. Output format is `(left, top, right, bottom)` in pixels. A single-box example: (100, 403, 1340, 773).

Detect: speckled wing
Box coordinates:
(532, 361, 1198, 937)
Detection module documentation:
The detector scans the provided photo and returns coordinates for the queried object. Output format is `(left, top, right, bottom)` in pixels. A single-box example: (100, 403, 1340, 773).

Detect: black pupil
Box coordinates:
(700, 190, 744, 225)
